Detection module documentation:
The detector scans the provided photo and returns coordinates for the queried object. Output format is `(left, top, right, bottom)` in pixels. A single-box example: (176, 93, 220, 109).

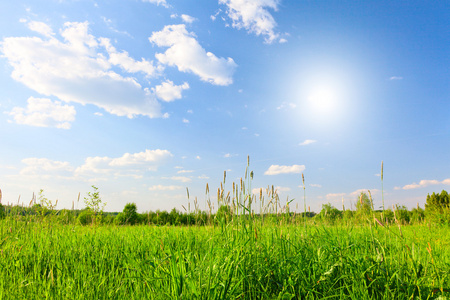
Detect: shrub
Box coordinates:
(77, 210, 93, 226)
(318, 203, 342, 224)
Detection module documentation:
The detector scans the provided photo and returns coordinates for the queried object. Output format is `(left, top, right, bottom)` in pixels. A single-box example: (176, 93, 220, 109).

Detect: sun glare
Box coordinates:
(307, 87, 337, 115)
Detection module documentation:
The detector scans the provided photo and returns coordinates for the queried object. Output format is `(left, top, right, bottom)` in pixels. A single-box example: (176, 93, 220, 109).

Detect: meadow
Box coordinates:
(1, 216, 450, 299)
(1, 162, 449, 299)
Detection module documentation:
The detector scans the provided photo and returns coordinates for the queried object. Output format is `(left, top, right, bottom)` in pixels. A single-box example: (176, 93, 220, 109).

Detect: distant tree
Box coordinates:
(394, 205, 410, 224)
(425, 190, 449, 212)
(84, 185, 106, 225)
(410, 206, 425, 224)
(115, 203, 139, 225)
(356, 192, 372, 215)
(425, 190, 450, 224)
(318, 203, 342, 224)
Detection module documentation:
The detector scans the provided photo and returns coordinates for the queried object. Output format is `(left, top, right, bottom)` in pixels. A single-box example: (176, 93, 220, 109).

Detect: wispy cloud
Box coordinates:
(389, 76, 403, 80)
(309, 183, 322, 188)
(264, 164, 305, 175)
(142, 0, 169, 8)
(177, 170, 193, 174)
(148, 185, 183, 191)
(167, 176, 192, 183)
(395, 178, 450, 190)
(276, 102, 296, 110)
(299, 139, 317, 146)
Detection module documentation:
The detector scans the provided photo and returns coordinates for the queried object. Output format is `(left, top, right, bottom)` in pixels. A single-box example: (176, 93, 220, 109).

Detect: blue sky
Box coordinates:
(0, 0, 449, 213)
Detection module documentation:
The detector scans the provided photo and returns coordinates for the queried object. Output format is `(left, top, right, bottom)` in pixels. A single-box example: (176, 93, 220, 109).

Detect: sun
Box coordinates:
(307, 85, 338, 115)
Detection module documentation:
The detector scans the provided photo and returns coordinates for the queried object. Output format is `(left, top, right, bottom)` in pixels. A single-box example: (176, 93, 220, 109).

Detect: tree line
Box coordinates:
(0, 188, 449, 226)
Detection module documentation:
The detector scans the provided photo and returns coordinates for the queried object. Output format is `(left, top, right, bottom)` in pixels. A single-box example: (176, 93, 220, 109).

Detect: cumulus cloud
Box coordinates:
(299, 139, 317, 146)
(149, 24, 237, 85)
(1, 21, 162, 118)
(153, 80, 189, 102)
(7, 97, 76, 129)
(75, 149, 172, 178)
(264, 164, 305, 175)
(20, 158, 74, 177)
(219, 0, 282, 43)
(396, 179, 450, 190)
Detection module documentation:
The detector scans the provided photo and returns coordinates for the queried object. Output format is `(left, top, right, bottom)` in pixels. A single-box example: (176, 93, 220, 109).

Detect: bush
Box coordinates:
(318, 203, 342, 224)
(395, 205, 410, 224)
(77, 210, 93, 225)
(0, 203, 5, 219)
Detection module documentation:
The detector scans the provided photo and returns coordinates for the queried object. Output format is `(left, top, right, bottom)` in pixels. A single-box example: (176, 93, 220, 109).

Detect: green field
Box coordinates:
(1, 217, 449, 299)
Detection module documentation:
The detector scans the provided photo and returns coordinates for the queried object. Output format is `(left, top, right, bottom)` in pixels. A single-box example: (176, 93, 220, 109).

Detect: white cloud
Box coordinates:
(187, 109, 193, 114)
(299, 139, 317, 146)
(326, 193, 346, 200)
(252, 188, 262, 195)
(167, 176, 192, 183)
(389, 76, 403, 80)
(398, 179, 450, 190)
(181, 14, 197, 24)
(75, 149, 172, 178)
(275, 186, 291, 192)
(219, 0, 282, 44)
(7, 97, 76, 129)
(264, 164, 305, 175)
(177, 170, 193, 174)
(100, 38, 161, 76)
(142, 0, 169, 8)
(310, 183, 322, 188)
(182, 118, 189, 123)
(149, 185, 183, 191)
(153, 80, 189, 102)
(1, 21, 162, 118)
(109, 149, 172, 167)
(149, 24, 237, 85)
(20, 158, 74, 177)
(27, 21, 54, 37)
(196, 156, 201, 160)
